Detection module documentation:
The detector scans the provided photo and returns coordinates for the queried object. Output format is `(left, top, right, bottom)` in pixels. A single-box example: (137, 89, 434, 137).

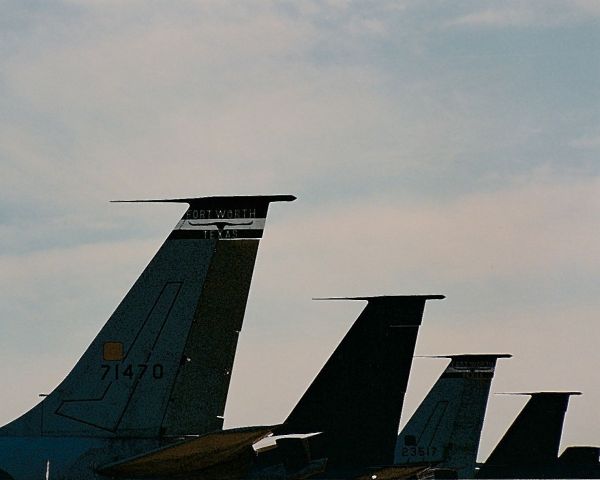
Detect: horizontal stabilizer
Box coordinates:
(495, 391, 581, 396)
(98, 425, 276, 477)
(113, 195, 296, 241)
(313, 295, 445, 302)
(112, 194, 296, 204)
(417, 354, 512, 359)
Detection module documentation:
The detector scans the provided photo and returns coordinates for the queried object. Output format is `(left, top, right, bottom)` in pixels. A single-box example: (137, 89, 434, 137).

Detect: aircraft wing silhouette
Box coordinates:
(97, 425, 276, 477)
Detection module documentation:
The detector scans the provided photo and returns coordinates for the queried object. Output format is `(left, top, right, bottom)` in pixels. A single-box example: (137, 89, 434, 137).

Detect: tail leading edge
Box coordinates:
(0, 195, 294, 438)
(276, 295, 444, 469)
(394, 354, 510, 478)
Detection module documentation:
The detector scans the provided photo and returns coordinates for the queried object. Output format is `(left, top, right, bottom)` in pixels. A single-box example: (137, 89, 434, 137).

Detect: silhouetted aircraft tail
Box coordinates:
(0, 195, 294, 438)
(477, 391, 580, 478)
(276, 295, 444, 469)
(394, 354, 510, 478)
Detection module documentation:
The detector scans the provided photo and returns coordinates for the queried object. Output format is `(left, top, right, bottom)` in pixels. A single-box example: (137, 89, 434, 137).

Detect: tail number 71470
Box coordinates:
(100, 363, 164, 381)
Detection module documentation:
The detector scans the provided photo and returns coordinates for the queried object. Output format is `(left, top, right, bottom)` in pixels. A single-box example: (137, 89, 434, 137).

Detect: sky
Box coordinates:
(1, 0, 599, 460)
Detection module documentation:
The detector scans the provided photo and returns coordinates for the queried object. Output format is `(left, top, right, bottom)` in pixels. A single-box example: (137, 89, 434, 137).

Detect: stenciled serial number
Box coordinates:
(101, 363, 164, 381)
(401, 446, 438, 457)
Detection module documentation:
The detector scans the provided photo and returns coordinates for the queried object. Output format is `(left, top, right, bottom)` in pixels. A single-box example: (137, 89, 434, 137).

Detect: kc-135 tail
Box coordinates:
(394, 354, 510, 478)
(478, 391, 600, 479)
(0, 195, 294, 479)
(257, 295, 444, 479)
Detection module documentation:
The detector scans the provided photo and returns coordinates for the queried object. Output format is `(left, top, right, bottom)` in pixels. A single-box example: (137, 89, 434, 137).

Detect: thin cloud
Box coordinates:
(446, 1, 600, 29)
(570, 130, 600, 150)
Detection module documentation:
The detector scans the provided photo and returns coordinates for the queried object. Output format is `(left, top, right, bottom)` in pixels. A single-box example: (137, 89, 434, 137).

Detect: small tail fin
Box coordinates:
(0, 195, 294, 438)
(277, 295, 444, 468)
(394, 354, 510, 478)
(479, 391, 580, 476)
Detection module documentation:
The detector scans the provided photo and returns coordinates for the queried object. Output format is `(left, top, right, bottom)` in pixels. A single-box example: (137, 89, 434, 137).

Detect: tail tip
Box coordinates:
(313, 294, 445, 302)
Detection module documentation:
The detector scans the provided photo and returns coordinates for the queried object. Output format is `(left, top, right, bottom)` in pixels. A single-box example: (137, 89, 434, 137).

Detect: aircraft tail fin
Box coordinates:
(0, 195, 294, 438)
(277, 295, 444, 468)
(394, 354, 510, 478)
(480, 391, 580, 474)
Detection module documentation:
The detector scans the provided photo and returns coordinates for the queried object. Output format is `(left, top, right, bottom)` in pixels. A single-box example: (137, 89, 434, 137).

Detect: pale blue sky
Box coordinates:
(1, 1, 599, 459)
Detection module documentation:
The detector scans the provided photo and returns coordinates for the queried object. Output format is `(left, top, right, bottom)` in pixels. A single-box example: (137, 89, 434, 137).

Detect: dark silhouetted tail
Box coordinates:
(478, 391, 580, 478)
(277, 295, 444, 469)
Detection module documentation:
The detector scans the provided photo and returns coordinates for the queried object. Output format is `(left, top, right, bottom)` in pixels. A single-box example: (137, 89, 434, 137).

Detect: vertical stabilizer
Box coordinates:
(478, 391, 580, 478)
(394, 354, 510, 478)
(0, 195, 294, 438)
(277, 295, 444, 469)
